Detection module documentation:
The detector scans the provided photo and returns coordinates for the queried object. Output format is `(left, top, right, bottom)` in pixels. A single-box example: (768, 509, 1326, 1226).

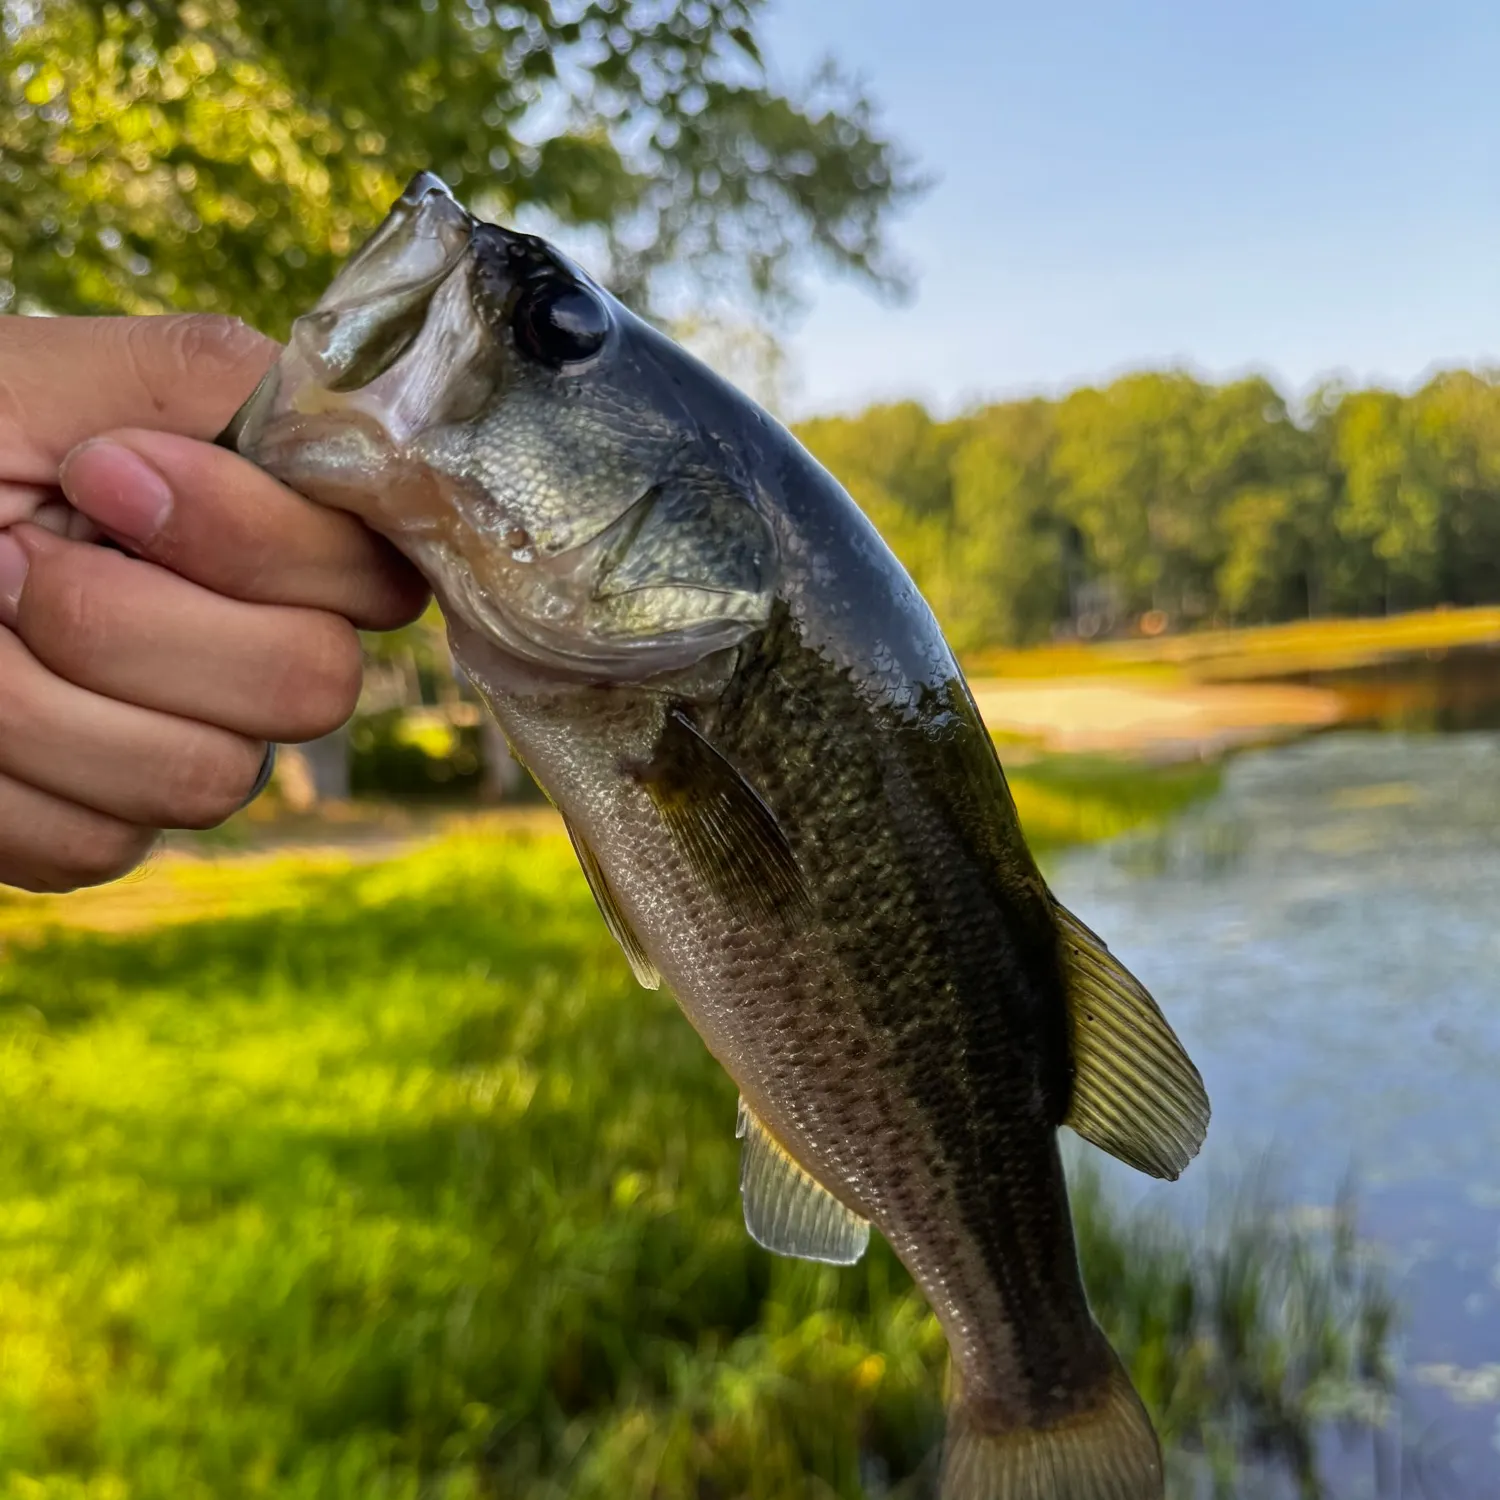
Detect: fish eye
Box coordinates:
(512, 279, 610, 368)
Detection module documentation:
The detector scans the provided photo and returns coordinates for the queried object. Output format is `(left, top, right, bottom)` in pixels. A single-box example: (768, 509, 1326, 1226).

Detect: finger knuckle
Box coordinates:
(37, 824, 155, 894)
(2, 856, 69, 895)
(172, 313, 274, 372)
(271, 619, 364, 740)
(361, 570, 431, 632)
(0, 630, 42, 729)
(166, 737, 264, 829)
(5, 865, 74, 896)
(30, 558, 103, 673)
(69, 827, 156, 890)
(0, 373, 27, 466)
(123, 315, 275, 413)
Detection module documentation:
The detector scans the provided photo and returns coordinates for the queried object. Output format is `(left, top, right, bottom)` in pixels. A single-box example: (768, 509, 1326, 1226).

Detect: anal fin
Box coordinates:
(563, 816, 660, 990)
(737, 1098, 869, 1265)
(1054, 900, 1209, 1181)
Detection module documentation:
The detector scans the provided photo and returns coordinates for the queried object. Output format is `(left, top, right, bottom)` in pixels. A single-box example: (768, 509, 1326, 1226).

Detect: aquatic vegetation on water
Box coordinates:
(1073, 1166, 1399, 1499)
(0, 829, 1393, 1497)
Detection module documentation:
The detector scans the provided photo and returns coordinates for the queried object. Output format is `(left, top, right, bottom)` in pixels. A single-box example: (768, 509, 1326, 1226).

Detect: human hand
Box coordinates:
(0, 314, 428, 893)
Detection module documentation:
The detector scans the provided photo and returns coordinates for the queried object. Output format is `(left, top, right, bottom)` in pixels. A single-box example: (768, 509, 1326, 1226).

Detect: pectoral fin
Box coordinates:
(1054, 901, 1210, 1180)
(629, 709, 811, 927)
(737, 1099, 870, 1265)
(563, 816, 660, 990)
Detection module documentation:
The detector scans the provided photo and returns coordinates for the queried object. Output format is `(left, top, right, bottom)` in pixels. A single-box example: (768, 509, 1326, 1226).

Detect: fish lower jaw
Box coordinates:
(241, 410, 408, 527)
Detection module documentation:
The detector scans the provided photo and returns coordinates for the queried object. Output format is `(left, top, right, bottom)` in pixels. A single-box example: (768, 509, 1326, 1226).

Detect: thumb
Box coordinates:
(0, 314, 278, 486)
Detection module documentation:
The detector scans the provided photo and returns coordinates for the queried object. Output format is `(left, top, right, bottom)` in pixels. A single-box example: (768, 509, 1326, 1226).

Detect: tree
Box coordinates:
(1049, 372, 1331, 628)
(1, 0, 922, 332)
(1412, 371, 1500, 606)
(1215, 474, 1335, 622)
(1203, 378, 1332, 622)
(791, 370, 1500, 652)
(797, 401, 965, 629)
(1050, 375, 1197, 620)
(1327, 388, 1445, 614)
(946, 399, 1067, 647)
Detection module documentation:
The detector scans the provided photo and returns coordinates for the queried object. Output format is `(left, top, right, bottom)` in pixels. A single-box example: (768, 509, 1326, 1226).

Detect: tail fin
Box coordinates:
(940, 1357, 1163, 1500)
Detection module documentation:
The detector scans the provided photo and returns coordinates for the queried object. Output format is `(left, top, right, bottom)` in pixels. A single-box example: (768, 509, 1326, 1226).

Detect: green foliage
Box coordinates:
(948, 400, 1069, 649)
(797, 402, 966, 625)
(1, 0, 922, 333)
(0, 822, 1393, 1497)
(795, 369, 1500, 649)
(348, 709, 484, 800)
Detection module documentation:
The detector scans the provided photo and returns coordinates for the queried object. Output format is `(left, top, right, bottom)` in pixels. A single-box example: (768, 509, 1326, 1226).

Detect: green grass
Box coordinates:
(1011, 754, 1224, 853)
(0, 819, 1393, 1498)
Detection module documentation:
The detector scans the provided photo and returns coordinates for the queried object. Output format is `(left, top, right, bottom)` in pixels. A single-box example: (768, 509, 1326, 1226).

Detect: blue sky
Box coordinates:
(761, 0, 1499, 417)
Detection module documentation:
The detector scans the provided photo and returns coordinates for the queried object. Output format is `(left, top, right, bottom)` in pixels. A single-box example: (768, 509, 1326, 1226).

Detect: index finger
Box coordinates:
(0, 315, 277, 485)
(60, 428, 429, 630)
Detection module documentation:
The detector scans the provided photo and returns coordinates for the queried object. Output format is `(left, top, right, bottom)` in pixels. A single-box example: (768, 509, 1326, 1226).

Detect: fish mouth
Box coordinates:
(227, 174, 767, 687)
(226, 175, 583, 498)
(303, 172, 479, 397)
(230, 175, 492, 464)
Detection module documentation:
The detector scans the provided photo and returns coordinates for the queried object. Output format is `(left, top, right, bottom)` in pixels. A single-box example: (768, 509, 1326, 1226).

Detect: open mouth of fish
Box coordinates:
(223, 173, 484, 471)
(223, 174, 772, 687)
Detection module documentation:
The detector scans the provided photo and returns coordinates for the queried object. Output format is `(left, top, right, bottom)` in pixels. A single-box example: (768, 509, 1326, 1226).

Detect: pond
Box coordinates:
(1050, 704, 1500, 1496)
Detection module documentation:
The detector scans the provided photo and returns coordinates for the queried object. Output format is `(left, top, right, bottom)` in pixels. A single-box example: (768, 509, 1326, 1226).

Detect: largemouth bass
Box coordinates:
(228, 174, 1209, 1500)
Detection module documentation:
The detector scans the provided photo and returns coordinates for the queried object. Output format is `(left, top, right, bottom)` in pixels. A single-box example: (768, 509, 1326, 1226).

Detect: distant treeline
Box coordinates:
(793, 370, 1500, 648)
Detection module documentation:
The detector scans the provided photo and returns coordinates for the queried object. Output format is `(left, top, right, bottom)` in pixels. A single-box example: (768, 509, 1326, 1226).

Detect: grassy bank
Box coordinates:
(964, 603, 1500, 682)
(0, 756, 1222, 941)
(0, 788, 1395, 1499)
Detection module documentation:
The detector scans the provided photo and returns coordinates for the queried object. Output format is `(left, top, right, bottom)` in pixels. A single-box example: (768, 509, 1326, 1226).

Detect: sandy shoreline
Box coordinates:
(968, 676, 1345, 757)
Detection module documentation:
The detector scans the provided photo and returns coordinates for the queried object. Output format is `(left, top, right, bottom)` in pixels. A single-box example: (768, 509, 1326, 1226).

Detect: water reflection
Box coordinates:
(1298, 644, 1500, 736)
(1051, 728, 1500, 1496)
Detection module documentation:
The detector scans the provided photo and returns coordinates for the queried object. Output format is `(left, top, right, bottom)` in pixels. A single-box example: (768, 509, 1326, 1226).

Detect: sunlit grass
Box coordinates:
(1011, 755, 1222, 852)
(0, 759, 1217, 941)
(0, 792, 1392, 1497)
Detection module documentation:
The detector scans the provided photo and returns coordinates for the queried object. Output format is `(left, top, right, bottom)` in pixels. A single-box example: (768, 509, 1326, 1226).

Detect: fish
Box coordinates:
(226, 172, 1210, 1500)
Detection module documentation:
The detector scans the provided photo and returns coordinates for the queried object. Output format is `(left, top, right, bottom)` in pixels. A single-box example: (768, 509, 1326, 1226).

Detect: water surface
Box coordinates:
(1052, 727, 1500, 1495)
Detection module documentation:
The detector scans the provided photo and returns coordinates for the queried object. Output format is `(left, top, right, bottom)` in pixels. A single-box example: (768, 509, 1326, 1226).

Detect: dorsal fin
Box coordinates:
(736, 1099, 870, 1265)
(628, 709, 811, 928)
(1054, 901, 1209, 1180)
(562, 816, 660, 990)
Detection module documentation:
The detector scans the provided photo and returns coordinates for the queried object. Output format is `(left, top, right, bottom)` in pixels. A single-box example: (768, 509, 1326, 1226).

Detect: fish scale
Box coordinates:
(229, 170, 1210, 1500)
(703, 611, 1100, 1405)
